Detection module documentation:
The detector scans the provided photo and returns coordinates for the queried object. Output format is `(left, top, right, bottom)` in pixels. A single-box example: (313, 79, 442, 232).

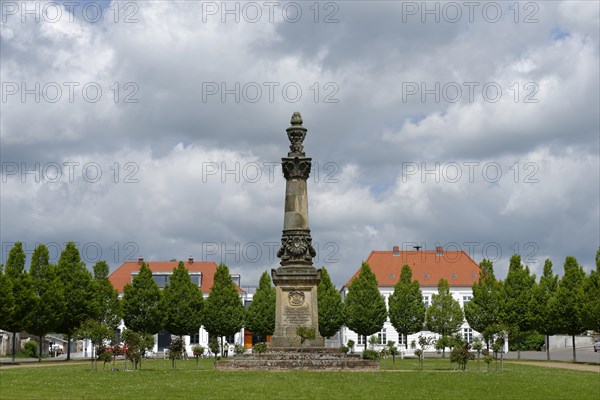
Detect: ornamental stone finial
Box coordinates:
(286, 111, 307, 156)
(290, 111, 303, 125)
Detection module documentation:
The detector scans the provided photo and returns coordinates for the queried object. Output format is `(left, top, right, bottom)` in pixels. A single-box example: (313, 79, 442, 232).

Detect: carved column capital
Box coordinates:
(282, 157, 312, 180)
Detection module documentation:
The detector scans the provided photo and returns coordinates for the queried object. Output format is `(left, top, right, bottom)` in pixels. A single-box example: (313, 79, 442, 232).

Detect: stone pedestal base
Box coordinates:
(270, 266, 324, 348)
(216, 348, 379, 371)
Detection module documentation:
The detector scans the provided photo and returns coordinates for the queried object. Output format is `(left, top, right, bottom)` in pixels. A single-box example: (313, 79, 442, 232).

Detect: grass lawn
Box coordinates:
(1, 357, 598, 400)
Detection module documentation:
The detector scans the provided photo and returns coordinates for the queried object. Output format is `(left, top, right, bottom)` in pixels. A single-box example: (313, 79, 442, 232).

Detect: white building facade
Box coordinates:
(110, 257, 252, 357)
(339, 246, 484, 354)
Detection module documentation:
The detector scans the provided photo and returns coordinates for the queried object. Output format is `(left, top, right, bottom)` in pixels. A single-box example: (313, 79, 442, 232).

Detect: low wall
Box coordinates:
(548, 335, 593, 349)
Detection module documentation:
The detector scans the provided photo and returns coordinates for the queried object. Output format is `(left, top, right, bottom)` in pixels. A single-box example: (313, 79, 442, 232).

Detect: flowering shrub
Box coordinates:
(192, 345, 205, 358)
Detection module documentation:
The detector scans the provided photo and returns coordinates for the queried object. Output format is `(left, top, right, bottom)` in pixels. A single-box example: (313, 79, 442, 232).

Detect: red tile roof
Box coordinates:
(344, 249, 480, 288)
(109, 259, 244, 294)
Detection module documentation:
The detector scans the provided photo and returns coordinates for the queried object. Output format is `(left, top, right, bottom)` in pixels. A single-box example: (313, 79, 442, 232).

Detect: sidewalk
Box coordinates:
(0, 351, 90, 365)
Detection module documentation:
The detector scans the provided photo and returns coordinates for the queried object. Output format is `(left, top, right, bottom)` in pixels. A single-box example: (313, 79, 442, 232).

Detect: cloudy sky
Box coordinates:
(1, 0, 598, 288)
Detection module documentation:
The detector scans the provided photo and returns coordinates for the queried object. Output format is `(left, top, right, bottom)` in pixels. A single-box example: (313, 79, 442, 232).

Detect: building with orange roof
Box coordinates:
(109, 257, 253, 356)
(340, 245, 481, 353)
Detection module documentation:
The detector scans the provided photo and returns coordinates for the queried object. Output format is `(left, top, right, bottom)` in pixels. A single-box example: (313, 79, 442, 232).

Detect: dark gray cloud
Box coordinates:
(1, 1, 598, 287)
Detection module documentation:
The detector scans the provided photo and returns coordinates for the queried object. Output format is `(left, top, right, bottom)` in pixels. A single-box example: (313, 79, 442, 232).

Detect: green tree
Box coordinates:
(122, 262, 163, 335)
(550, 256, 587, 362)
(464, 259, 502, 349)
(245, 271, 276, 339)
(93, 261, 122, 330)
(204, 264, 245, 355)
(580, 248, 600, 333)
(529, 259, 559, 360)
(317, 267, 344, 339)
(0, 264, 15, 336)
(499, 254, 536, 359)
(161, 261, 204, 341)
(4, 242, 35, 361)
(388, 265, 426, 349)
(27, 244, 65, 361)
(344, 262, 387, 350)
(168, 336, 185, 369)
(74, 319, 114, 370)
(425, 279, 464, 357)
(56, 242, 98, 360)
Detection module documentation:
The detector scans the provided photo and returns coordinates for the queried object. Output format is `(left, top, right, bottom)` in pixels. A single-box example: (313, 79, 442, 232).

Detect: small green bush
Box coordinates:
(253, 342, 267, 356)
(234, 344, 246, 355)
(22, 340, 38, 358)
(362, 349, 380, 360)
(339, 345, 349, 355)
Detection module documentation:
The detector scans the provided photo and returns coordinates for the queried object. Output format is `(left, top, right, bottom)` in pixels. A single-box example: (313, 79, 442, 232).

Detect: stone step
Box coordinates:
(236, 353, 361, 361)
(216, 358, 379, 371)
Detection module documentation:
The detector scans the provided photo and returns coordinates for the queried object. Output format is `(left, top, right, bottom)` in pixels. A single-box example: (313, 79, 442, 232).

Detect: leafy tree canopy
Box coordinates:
(388, 264, 425, 348)
(245, 271, 275, 338)
(161, 261, 204, 337)
(204, 264, 245, 337)
(344, 262, 387, 344)
(425, 278, 464, 337)
(317, 267, 344, 338)
(122, 262, 163, 334)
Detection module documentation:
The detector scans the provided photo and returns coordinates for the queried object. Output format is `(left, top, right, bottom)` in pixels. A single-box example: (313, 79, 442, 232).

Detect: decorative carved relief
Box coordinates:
(288, 291, 305, 307)
(277, 231, 316, 265)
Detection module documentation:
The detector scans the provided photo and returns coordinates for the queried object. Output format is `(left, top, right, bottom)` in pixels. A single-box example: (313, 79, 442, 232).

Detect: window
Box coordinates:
(423, 295, 430, 308)
(224, 335, 235, 345)
(190, 273, 202, 288)
(131, 272, 202, 289)
(190, 333, 200, 344)
(397, 333, 406, 347)
(463, 295, 472, 305)
(152, 274, 170, 288)
(357, 335, 366, 346)
(463, 328, 473, 343)
(377, 329, 387, 345)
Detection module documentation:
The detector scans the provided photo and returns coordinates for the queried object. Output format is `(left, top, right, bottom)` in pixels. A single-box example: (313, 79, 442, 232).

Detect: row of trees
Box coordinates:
(2, 240, 598, 364)
(465, 251, 600, 361)
(342, 250, 600, 362)
(0, 242, 119, 361)
(343, 261, 464, 353)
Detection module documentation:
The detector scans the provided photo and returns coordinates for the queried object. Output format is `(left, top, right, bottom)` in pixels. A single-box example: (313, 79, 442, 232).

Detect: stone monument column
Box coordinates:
(271, 112, 324, 348)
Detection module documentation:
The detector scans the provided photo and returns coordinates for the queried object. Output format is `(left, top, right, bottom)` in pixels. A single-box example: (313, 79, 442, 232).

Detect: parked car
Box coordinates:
(594, 339, 600, 352)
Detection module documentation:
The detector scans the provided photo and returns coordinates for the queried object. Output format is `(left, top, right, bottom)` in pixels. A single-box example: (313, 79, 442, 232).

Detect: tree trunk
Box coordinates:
(11, 332, 17, 362)
(572, 335, 576, 362)
(545, 335, 550, 361)
(66, 334, 71, 361)
(38, 335, 43, 362)
(517, 336, 521, 360)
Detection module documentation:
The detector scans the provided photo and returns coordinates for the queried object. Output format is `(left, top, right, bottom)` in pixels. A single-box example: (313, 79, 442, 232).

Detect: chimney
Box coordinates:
(137, 256, 144, 265)
(436, 246, 443, 256)
(188, 256, 194, 265)
(392, 245, 400, 256)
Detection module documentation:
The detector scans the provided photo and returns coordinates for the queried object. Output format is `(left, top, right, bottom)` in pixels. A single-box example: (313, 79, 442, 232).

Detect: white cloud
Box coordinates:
(1, 1, 598, 287)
